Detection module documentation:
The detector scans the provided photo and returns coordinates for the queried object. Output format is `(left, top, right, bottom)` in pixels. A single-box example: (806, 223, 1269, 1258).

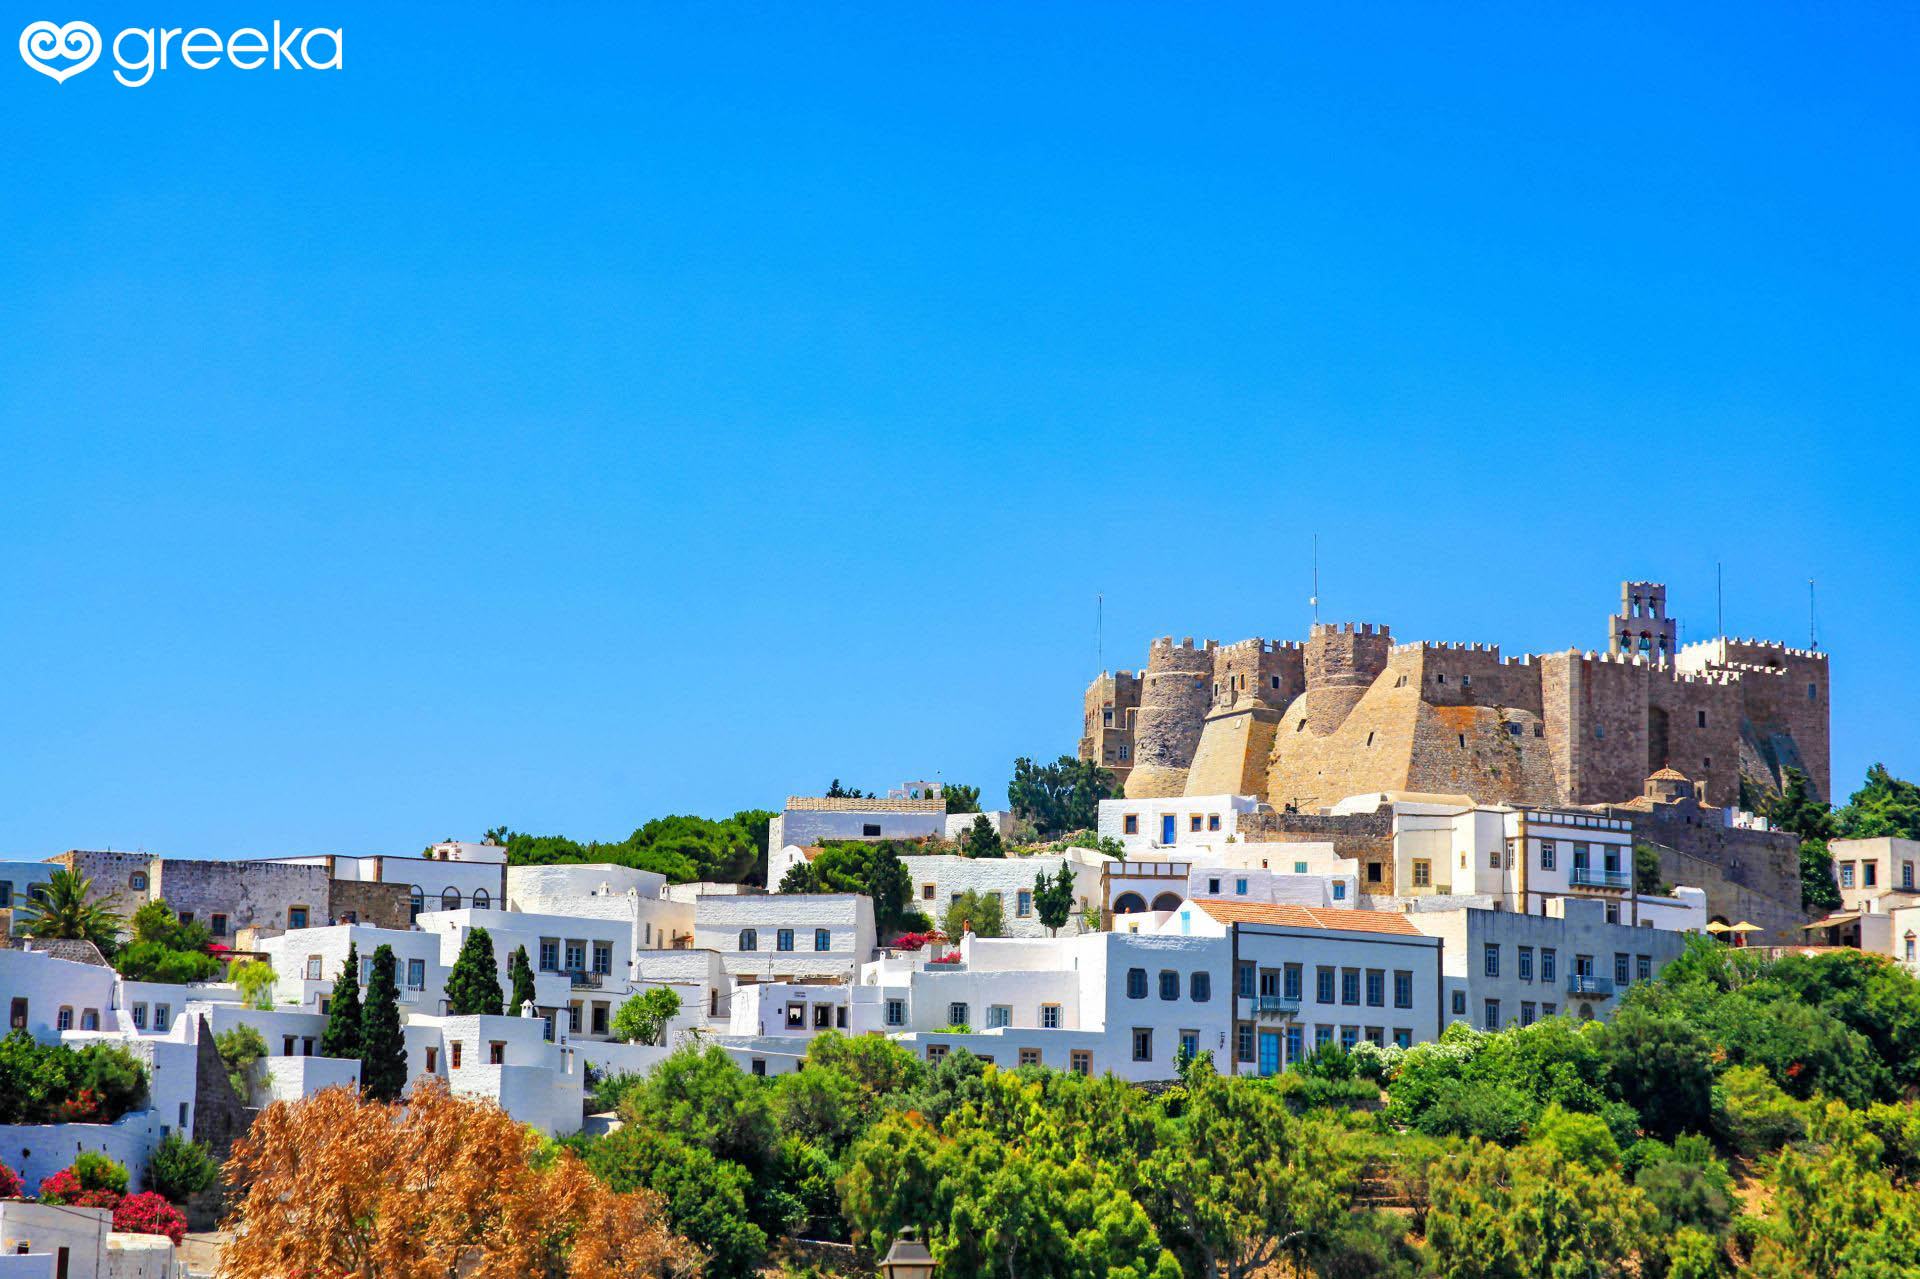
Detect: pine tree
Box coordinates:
(319, 941, 363, 1060)
(444, 927, 504, 1016)
(508, 944, 537, 1016)
(1036, 866, 1076, 936)
(359, 944, 408, 1102)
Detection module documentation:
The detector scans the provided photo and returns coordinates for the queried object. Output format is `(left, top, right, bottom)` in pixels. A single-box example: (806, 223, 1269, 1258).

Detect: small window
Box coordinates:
(1393, 971, 1412, 1009)
(130, 871, 148, 892)
(288, 906, 309, 929)
(739, 929, 758, 951)
(922, 883, 935, 900)
(985, 1004, 1011, 1029)
(1331, 882, 1346, 901)
(862, 823, 882, 837)
(1484, 944, 1499, 978)
(1367, 861, 1383, 883)
(1208, 814, 1221, 831)
(1270, 675, 1281, 689)
(471, 888, 490, 909)
(1808, 682, 1818, 700)
(1016, 891, 1032, 917)
(1132, 1027, 1153, 1061)
(886, 999, 905, 1026)
(1235, 877, 1249, 895)
(1412, 859, 1431, 887)
(1020, 1047, 1042, 1067)
(305, 955, 323, 980)
(1070, 1049, 1092, 1075)
(1458, 733, 1467, 749)
(1042, 1003, 1061, 1029)
(814, 1004, 833, 1029)
(1461, 674, 1471, 689)
(1451, 990, 1466, 1016)
(425, 1046, 439, 1072)
(1483, 999, 1500, 1031)
(1436, 672, 1446, 684)
(1126, 968, 1148, 999)
(131, 1003, 148, 1030)
(1539, 840, 1556, 871)
(752, 1057, 767, 1075)
(1207, 878, 1221, 895)
(451, 1041, 464, 1069)
(777, 929, 795, 952)
(1159, 970, 1179, 1001)
(489, 1041, 506, 1065)
(948, 1002, 970, 1028)
(440, 889, 460, 911)
(815, 928, 831, 951)
(407, 958, 426, 990)
(57, 1005, 73, 1031)
(1697, 710, 1707, 727)
(1189, 815, 1203, 833)
(1124, 814, 1138, 835)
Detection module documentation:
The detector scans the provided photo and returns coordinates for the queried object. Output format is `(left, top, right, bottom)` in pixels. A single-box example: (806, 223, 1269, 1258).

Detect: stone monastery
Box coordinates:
(1081, 581, 1831, 813)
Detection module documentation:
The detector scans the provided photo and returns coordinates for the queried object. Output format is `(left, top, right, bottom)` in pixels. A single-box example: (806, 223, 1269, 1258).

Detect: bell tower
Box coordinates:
(1608, 580, 1676, 663)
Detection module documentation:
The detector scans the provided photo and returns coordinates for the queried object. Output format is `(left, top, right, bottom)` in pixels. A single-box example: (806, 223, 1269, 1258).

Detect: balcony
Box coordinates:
(1569, 867, 1632, 889)
(568, 970, 603, 989)
(1252, 995, 1300, 1017)
(1566, 974, 1615, 997)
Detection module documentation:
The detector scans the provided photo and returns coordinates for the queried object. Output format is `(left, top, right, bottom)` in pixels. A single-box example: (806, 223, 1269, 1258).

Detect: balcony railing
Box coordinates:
(568, 970, 603, 989)
(1252, 995, 1300, 1016)
(1570, 867, 1632, 889)
(1567, 974, 1615, 996)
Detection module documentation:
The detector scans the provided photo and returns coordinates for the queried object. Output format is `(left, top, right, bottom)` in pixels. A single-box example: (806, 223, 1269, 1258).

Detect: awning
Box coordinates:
(1798, 913, 1860, 929)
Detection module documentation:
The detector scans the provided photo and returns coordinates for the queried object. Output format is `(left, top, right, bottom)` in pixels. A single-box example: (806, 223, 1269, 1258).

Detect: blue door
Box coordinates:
(1258, 1031, 1282, 1077)
(1161, 814, 1177, 844)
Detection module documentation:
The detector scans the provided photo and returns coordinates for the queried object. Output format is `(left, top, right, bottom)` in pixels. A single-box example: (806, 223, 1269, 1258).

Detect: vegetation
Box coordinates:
(229, 958, 277, 1008)
(502, 810, 775, 885)
(215, 1024, 268, 1100)
(1834, 762, 1920, 839)
(145, 1132, 221, 1203)
(1059, 829, 1126, 857)
(508, 943, 538, 1013)
(775, 840, 915, 936)
(1007, 754, 1119, 837)
(960, 813, 1004, 858)
(444, 927, 505, 1016)
(611, 987, 682, 1045)
(219, 1080, 695, 1279)
(319, 941, 364, 1059)
(941, 889, 1005, 939)
(360, 944, 407, 1102)
(1034, 865, 1076, 935)
(114, 899, 223, 982)
(15, 867, 122, 953)
(0, 1030, 148, 1123)
(939, 782, 982, 814)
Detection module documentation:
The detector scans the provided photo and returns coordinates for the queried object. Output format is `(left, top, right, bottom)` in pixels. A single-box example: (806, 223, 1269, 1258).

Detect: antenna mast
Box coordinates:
(1716, 562, 1723, 639)
(1097, 593, 1104, 671)
(1809, 578, 1818, 650)
(1310, 533, 1320, 625)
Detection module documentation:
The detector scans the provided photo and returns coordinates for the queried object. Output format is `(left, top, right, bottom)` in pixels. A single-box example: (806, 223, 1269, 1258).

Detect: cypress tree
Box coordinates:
(359, 943, 407, 1102)
(318, 941, 363, 1059)
(444, 926, 504, 1016)
(508, 944, 537, 1015)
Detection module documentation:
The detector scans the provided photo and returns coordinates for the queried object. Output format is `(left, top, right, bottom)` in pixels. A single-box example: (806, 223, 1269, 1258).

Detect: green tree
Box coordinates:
(16, 868, 122, 953)
(1601, 1004, 1715, 1140)
(1529, 1103, 1621, 1171)
(826, 779, 871, 798)
(940, 783, 982, 814)
(730, 808, 778, 885)
(943, 889, 1005, 939)
(359, 944, 408, 1102)
(961, 814, 1005, 859)
(145, 1133, 220, 1203)
(113, 940, 223, 983)
(1426, 1140, 1656, 1279)
(1835, 763, 1920, 840)
(228, 959, 277, 1009)
(1008, 755, 1119, 837)
(214, 1024, 267, 1100)
(1062, 830, 1126, 857)
(865, 844, 914, 936)
(318, 941, 363, 1060)
(778, 861, 820, 893)
(611, 987, 681, 1045)
(583, 1124, 767, 1279)
(1771, 766, 1836, 840)
(1035, 866, 1076, 936)
(1633, 842, 1671, 896)
(1800, 837, 1842, 911)
(444, 926, 504, 1016)
(616, 1045, 793, 1229)
(1748, 1102, 1920, 1279)
(508, 944, 537, 1014)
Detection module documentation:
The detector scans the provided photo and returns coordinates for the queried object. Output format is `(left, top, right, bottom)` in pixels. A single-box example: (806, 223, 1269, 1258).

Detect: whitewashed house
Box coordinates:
(693, 893, 875, 983)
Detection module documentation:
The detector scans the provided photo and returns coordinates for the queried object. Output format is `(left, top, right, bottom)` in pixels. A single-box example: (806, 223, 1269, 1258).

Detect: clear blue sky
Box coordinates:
(3, 4, 1914, 859)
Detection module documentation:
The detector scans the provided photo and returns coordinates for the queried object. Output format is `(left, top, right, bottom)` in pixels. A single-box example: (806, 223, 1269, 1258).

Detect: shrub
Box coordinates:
(1530, 1103, 1621, 1170)
(112, 1191, 188, 1245)
(0, 1161, 21, 1199)
(0, 1031, 148, 1124)
(1713, 1064, 1808, 1157)
(215, 1024, 268, 1101)
(71, 1152, 129, 1196)
(1412, 1077, 1535, 1143)
(73, 1188, 123, 1209)
(145, 1133, 220, 1203)
(37, 1169, 81, 1204)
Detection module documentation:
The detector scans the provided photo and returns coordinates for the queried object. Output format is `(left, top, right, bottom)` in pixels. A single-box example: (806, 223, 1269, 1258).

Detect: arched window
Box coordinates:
(1151, 892, 1183, 912)
(739, 929, 758, 952)
(441, 887, 461, 911)
(1113, 892, 1148, 915)
(130, 872, 148, 892)
(471, 888, 490, 910)
(409, 887, 425, 922)
(57, 1006, 73, 1031)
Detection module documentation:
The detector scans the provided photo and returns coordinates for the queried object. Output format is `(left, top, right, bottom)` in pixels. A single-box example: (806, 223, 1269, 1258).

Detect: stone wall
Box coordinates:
(1237, 808, 1397, 894)
(328, 878, 413, 930)
(1124, 638, 1216, 798)
(152, 859, 333, 935)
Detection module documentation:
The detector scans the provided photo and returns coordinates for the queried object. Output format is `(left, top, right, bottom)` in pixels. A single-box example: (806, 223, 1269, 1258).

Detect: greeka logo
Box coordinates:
(19, 17, 342, 86)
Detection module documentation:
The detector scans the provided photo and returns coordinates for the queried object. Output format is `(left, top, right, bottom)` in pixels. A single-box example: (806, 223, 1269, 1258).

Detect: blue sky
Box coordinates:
(2, 4, 1915, 859)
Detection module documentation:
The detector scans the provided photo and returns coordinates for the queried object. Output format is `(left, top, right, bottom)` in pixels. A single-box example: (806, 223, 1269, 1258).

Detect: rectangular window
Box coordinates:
(1484, 999, 1501, 1031)
(1332, 882, 1346, 900)
(539, 939, 559, 971)
(1124, 815, 1138, 835)
(862, 824, 882, 837)
(886, 999, 905, 1026)
(1238, 962, 1256, 998)
(565, 941, 587, 972)
(1865, 863, 1878, 887)
(1488, 847, 1501, 869)
(1180, 1029, 1200, 1060)
(1393, 970, 1413, 1009)
(1615, 953, 1631, 985)
(1841, 863, 1855, 888)
(1189, 815, 1203, 832)
(489, 1041, 505, 1065)
(305, 955, 322, 980)
(1042, 1003, 1061, 1029)
(1539, 841, 1556, 872)
(1483, 944, 1500, 978)
(407, 958, 426, 990)
(1159, 970, 1180, 1001)
(153, 1003, 170, 1032)
(1017, 891, 1032, 917)
(1235, 877, 1249, 895)
(1340, 1025, 1358, 1051)
(1208, 814, 1221, 831)
(1070, 1049, 1092, 1075)
(1451, 990, 1466, 1016)
(568, 1004, 582, 1034)
(1286, 1025, 1304, 1063)
(815, 928, 831, 951)
(1236, 1022, 1255, 1062)
(1540, 948, 1557, 983)
(288, 906, 309, 929)
(592, 1004, 609, 1035)
(1317, 967, 1336, 1003)
(131, 1003, 148, 1030)
(986, 1005, 1012, 1029)
(1393, 1027, 1412, 1049)
(1637, 954, 1653, 982)
(592, 943, 612, 975)
(451, 1041, 462, 1068)
(1517, 946, 1534, 982)
(1284, 964, 1303, 1001)
(1208, 877, 1222, 895)
(1412, 859, 1431, 887)
(1341, 969, 1360, 1006)
(1521, 1001, 1536, 1026)
(1315, 1024, 1334, 1049)
(1542, 1002, 1557, 1018)
(1365, 969, 1385, 1007)
(0, 881, 9, 907)
(922, 883, 935, 900)
(210, 913, 228, 937)
(813, 1004, 833, 1029)
(777, 929, 795, 952)
(1020, 1047, 1042, 1067)
(948, 1002, 970, 1028)
(1133, 1027, 1153, 1061)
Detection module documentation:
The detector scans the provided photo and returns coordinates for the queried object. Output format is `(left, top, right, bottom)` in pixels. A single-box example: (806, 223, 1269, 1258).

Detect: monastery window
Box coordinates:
(1394, 674, 1408, 688)
(1159, 970, 1180, 1001)
(1365, 970, 1385, 1007)
(739, 929, 758, 951)
(407, 959, 426, 990)
(210, 912, 228, 938)
(1594, 724, 1604, 740)
(130, 872, 148, 892)
(1119, 744, 1130, 761)
(1341, 969, 1361, 1005)
(1521, 1001, 1536, 1026)
(1070, 1049, 1092, 1075)
(1126, 968, 1148, 999)
(1103, 708, 1113, 726)
(1483, 1000, 1501, 1031)
(1297, 719, 1307, 732)
(1124, 814, 1139, 835)
(1016, 890, 1033, 917)
(1394, 971, 1413, 1008)
(1697, 711, 1708, 728)
(1540, 948, 1557, 983)
(1461, 675, 1471, 689)
(1208, 877, 1221, 895)
(1518, 946, 1534, 981)
(80, 1008, 99, 1031)
(1271, 675, 1281, 689)
(1458, 734, 1467, 749)
(1412, 860, 1431, 887)
(1809, 683, 1818, 700)
(289, 906, 310, 929)
(57, 1006, 73, 1030)
(1435, 673, 1446, 684)
(1484, 945, 1500, 978)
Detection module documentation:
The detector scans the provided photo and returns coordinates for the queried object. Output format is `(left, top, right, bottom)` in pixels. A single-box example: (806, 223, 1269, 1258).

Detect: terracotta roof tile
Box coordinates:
(1191, 899, 1423, 936)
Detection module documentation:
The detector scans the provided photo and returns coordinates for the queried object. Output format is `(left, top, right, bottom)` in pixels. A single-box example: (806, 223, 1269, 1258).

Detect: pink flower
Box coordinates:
(113, 1192, 188, 1245)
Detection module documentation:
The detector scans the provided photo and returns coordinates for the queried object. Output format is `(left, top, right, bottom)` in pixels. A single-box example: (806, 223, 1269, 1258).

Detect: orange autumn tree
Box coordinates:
(220, 1079, 698, 1279)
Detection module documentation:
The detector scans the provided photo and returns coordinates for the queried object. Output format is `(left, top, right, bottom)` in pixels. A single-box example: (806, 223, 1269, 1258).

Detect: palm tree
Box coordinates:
(16, 868, 123, 953)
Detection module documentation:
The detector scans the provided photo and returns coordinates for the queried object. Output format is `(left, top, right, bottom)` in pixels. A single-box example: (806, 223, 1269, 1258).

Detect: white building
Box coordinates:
(896, 852, 1106, 937)
(259, 924, 450, 1017)
(766, 794, 949, 851)
(417, 908, 637, 1042)
(272, 839, 509, 919)
(1097, 794, 1266, 856)
(693, 893, 875, 983)
(0, 863, 59, 935)
(0, 1202, 174, 1279)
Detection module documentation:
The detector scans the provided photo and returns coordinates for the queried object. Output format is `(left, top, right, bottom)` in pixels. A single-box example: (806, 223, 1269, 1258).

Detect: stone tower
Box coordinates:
(1122, 637, 1216, 798)
(1302, 622, 1393, 733)
(1608, 581, 1676, 663)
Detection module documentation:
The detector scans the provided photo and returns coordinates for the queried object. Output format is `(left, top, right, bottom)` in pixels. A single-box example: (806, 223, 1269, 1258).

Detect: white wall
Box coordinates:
(693, 895, 875, 980)
(899, 854, 1105, 938)
(0, 950, 117, 1041)
(1097, 795, 1263, 856)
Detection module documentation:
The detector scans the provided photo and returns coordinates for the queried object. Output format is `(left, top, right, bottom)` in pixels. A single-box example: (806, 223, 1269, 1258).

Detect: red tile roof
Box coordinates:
(1192, 899, 1423, 936)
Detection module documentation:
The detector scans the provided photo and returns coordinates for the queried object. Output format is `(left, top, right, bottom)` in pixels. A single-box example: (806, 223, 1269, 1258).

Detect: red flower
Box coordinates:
(929, 952, 961, 965)
(73, 1187, 123, 1210)
(37, 1168, 81, 1205)
(0, 1162, 22, 1199)
(113, 1191, 188, 1245)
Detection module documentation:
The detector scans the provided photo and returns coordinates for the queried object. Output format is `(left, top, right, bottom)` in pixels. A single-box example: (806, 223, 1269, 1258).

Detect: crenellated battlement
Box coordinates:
(1152, 635, 1220, 653)
(1310, 622, 1390, 638)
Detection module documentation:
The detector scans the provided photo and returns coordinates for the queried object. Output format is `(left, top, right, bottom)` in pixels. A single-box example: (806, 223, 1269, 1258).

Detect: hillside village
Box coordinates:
(3, 581, 1919, 1277)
